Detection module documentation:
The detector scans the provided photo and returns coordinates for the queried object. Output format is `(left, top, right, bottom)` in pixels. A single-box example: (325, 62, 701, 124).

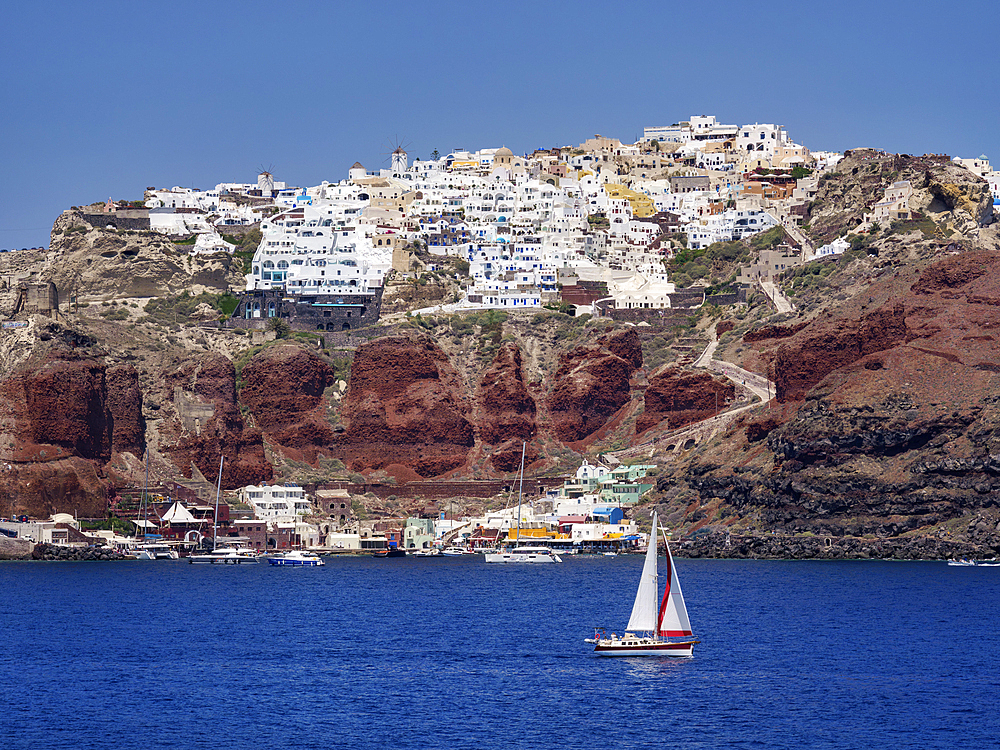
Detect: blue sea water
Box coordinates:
(1, 556, 998, 750)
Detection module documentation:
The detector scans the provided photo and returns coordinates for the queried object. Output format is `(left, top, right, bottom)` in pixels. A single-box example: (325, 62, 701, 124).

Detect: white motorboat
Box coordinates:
(189, 546, 260, 564)
(411, 548, 442, 557)
(948, 558, 1000, 567)
(268, 550, 324, 567)
(586, 511, 699, 657)
(133, 543, 179, 560)
(441, 547, 467, 557)
(484, 546, 563, 563)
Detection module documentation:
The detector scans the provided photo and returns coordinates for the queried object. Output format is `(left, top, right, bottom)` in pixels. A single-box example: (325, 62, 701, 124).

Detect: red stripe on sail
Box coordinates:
(657, 539, 671, 637)
(662, 629, 694, 637)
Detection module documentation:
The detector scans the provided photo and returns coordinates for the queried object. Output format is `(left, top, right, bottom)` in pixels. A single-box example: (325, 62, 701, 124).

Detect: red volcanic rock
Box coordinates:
(910, 248, 993, 295)
(638, 368, 735, 435)
(336, 335, 474, 477)
(106, 364, 144, 456)
(0, 458, 107, 519)
(489, 440, 540, 473)
(0, 347, 146, 515)
(2, 350, 112, 463)
(600, 328, 644, 370)
(477, 342, 536, 446)
(161, 354, 272, 489)
(743, 320, 808, 343)
(772, 304, 907, 402)
(240, 344, 337, 463)
(746, 416, 782, 443)
(717, 321, 736, 336)
(547, 335, 641, 443)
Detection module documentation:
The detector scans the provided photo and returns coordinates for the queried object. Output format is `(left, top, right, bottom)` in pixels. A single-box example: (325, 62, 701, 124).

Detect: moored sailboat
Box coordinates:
(586, 511, 699, 657)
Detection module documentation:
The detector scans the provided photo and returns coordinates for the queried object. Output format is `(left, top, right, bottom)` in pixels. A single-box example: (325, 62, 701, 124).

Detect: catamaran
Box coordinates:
(586, 511, 699, 656)
(485, 443, 563, 564)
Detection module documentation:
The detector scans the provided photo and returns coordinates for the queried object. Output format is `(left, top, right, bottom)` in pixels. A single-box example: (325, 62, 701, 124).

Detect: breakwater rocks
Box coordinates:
(0, 536, 33, 560)
(674, 531, 996, 561)
(30, 543, 129, 561)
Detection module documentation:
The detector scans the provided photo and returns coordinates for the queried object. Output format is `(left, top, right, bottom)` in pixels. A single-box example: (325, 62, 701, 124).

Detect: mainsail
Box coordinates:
(626, 511, 660, 632)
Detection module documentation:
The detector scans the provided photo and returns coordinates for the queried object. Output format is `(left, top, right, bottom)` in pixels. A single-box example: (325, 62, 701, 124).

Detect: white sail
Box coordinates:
(626, 511, 660, 632)
(657, 523, 693, 637)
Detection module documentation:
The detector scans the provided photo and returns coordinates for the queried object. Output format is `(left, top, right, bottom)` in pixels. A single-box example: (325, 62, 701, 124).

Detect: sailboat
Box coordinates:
(484, 443, 562, 564)
(586, 511, 699, 656)
(188, 456, 259, 564)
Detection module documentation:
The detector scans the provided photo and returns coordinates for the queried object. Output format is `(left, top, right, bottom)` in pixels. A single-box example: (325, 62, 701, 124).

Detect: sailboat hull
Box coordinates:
(592, 637, 699, 657)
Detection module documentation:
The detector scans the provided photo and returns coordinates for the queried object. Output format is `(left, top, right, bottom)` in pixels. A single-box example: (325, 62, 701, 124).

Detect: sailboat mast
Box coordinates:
(514, 441, 525, 548)
(139, 450, 150, 542)
(212, 455, 224, 552)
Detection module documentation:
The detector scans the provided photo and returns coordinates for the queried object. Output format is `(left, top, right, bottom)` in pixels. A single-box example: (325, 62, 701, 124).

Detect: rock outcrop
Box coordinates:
(44, 209, 242, 300)
(240, 344, 338, 463)
(806, 151, 993, 245)
(477, 342, 537, 471)
(0, 344, 137, 517)
(638, 368, 735, 435)
(159, 354, 272, 489)
(335, 335, 475, 477)
(547, 329, 643, 443)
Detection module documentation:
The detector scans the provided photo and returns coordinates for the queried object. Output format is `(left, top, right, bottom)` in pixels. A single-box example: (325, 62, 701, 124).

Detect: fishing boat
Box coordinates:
(372, 546, 406, 558)
(586, 511, 699, 657)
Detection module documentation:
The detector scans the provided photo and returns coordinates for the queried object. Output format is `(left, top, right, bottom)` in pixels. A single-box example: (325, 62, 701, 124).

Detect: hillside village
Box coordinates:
(57, 115, 1000, 325)
(2, 115, 1000, 560)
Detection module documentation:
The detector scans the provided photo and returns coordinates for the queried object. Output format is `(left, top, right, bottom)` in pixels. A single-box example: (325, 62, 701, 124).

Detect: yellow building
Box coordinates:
(604, 183, 657, 218)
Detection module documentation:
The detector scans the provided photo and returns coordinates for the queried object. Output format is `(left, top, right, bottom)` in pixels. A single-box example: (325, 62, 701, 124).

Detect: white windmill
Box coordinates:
(257, 165, 275, 195)
(383, 137, 411, 177)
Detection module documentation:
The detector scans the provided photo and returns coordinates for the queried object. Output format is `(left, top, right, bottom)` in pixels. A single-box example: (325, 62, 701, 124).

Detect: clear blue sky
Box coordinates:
(2, 0, 996, 250)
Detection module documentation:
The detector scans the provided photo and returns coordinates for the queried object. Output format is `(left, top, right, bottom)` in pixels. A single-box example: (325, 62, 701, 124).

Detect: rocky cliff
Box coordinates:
(334, 335, 476, 478)
(43, 208, 243, 300)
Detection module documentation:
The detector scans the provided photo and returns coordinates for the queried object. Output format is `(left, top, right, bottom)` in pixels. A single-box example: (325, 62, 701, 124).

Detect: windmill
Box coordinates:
(257, 164, 275, 195)
(382, 137, 412, 176)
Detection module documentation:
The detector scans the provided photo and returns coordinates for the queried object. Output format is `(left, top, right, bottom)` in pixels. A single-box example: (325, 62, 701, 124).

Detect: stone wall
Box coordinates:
(82, 210, 150, 231)
(228, 287, 384, 332)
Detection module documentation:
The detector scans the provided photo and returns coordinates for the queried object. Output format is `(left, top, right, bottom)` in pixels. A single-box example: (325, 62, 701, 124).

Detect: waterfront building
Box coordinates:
(240, 483, 311, 523)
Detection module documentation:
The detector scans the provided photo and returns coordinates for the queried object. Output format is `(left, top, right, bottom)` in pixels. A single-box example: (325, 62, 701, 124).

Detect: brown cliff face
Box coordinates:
(0, 346, 143, 516)
(638, 369, 735, 435)
(1, 348, 111, 464)
(547, 329, 643, 443)
(160, 354, 272, 489)
(477, 342, 537, 472)
(336, 335, 475, 477)
(686, 247, 1000, 546)
(773, 304, 907, 402)
(240, 344, 338, 463)
(106, 364, 144, 456)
